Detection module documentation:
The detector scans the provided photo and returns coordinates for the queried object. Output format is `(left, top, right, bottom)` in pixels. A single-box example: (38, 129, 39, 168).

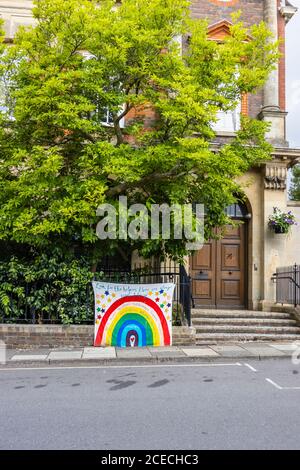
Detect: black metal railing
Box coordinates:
(0, 282, 94, 325)
(94, 265, 192, 326)
(0, 265, 192, 326)
(272, 264, 300, 307)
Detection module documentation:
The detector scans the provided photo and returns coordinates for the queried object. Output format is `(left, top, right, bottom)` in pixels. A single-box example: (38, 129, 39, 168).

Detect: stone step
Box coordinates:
(195, 333, 300, 345)
(191, 309, 292, 320)
(191, 308, 300, 345)
(271, 305, 296, 314)
(195, 325, 300, 334)
(192, 318, 297, 327)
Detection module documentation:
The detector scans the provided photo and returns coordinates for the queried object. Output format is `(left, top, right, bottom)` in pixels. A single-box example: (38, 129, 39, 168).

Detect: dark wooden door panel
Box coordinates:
(223, 225, 241, 239)
(221, 279, 241, 299)
(192, 243, 213, 270)
(191, 223, 246, 309)
(194, 279, 213, 298)
(221, 244, 240, 271)
(216, 224, 245, 308)
(191, 241, 216, 307)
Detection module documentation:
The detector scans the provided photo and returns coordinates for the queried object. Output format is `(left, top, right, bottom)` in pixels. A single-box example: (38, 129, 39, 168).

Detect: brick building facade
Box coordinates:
(1, 1, 300, 312)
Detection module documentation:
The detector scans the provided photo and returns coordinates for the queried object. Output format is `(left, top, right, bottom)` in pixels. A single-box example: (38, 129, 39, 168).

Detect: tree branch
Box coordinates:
(106, 163, 186, 197)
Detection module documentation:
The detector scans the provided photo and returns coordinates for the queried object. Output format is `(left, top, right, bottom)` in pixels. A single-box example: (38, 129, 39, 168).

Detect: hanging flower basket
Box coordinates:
(273, 225, 288, 234)
(268, 207, 297, 234)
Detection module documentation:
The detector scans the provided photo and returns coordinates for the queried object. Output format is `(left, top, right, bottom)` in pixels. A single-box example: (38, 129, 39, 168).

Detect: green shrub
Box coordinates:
(0, 254, 94, 324)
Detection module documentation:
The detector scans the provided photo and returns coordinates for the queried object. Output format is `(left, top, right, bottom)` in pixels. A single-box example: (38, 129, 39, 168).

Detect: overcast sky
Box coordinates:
(286, 0, 300, 148)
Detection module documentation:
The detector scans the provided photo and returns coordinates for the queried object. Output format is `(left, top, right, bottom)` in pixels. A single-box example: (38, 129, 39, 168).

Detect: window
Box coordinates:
(80, 51, 125, 128)
(212, 101, 241, 133)
(172, 35, 182, 55)
(98, 105, 125, 128)
(206, 20, 248, 134)
(225, 202, 248, 219)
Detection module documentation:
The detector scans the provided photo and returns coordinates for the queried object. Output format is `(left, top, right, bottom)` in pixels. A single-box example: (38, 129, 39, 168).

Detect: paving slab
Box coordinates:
(14, 349, 51, 355)
(148, 347, 180, 352)
(241, 345, 285, 357)
(48, 351, 83, 360)
(116, 348, 152, 358)
(182, 348, 219, 357)
(210, 345, 256, 357)
(11, 354, 48, 362)
(267, 343, 299, 352)
(239, 342, 277, 349)
(83, 347, 116, 359)
(149, 350, 186, 357)
(4, 341, 299, 366)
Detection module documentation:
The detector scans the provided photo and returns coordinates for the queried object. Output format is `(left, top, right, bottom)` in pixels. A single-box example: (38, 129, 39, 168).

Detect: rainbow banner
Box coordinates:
(92, 281, 175, 347)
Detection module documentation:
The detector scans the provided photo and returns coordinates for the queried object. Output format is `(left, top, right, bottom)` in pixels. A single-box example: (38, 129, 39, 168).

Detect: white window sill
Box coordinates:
(214, 131, 237, 137)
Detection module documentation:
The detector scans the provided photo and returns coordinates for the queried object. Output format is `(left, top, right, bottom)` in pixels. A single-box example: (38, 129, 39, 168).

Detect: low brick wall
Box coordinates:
(0, 324, 94, 349)
(0, 324, 195, 349)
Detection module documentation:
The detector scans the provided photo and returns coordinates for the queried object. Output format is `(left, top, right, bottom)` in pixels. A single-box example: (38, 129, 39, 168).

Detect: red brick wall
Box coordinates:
(190, 0, 264, 28)
(0, 324, 195, 349)
(124, 1, 285, 126)
(190, 0, 265, 118)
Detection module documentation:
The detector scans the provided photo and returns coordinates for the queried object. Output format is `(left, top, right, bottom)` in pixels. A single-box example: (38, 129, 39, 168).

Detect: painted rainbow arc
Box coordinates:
(94, 295, 171, 347)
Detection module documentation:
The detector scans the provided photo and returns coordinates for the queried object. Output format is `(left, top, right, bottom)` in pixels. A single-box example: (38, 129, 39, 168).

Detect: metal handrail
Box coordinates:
(272, 264, 300, 307)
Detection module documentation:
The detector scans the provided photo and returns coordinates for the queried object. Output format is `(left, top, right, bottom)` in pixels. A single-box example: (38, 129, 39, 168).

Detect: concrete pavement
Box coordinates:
(2, 341, 300, 367)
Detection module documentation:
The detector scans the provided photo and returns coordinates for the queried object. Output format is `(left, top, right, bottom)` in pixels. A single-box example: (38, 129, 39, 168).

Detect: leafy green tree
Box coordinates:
(0, 0, 277, 262)
(289, 165, 300, 201)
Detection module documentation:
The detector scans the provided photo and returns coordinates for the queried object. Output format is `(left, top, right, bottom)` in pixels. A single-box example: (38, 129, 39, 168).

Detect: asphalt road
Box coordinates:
(1, 359, 300, 450)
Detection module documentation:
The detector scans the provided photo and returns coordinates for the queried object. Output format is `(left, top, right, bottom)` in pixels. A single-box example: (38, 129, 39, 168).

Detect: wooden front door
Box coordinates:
(190, 224, 246, 309)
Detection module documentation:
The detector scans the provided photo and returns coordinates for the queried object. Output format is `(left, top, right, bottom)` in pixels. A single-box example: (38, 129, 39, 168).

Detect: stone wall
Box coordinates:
(237, 168, 265, 310)
(0, 324, 195, 349)
(285, 204, 300, 265)
(236, 166, 300, 310)
(0, 0, 35, 39)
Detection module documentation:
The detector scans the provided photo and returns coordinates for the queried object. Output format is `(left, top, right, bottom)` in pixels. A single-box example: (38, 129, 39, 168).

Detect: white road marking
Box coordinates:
(0, 362, 242, 372)
(266, 377, 300, 390)
(244, 363, 257, 372)
(266, 378, 283, 390)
